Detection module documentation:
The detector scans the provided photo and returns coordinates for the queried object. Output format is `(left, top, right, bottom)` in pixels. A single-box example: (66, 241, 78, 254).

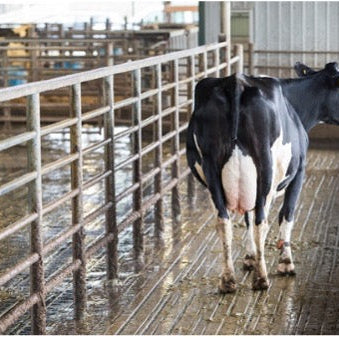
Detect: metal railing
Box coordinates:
(245, 42, 339, 77)
(0, 41, 243, 334)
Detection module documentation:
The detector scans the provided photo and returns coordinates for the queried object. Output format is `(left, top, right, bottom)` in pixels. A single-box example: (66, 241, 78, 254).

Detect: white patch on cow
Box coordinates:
(193, 133, 207, 184)
(194, 162, 206, 184)
(254, 219, 270, 280)
(221, 145, 257, 214)
(220, 129, 291, 215)
(277, 218, 295, 274)
(193, 133, 203, 159)
(245, 211, 256, 256)
(279, 218, 293, 241)
(270, 130, 292, 196)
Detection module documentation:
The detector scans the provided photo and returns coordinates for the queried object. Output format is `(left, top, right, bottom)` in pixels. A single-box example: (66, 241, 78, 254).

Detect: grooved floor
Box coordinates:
(5, 143, 339, 335)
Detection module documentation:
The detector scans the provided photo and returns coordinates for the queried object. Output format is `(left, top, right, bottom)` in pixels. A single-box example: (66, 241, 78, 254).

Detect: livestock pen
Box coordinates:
(0, 41, 244, 334)
(0, 38, 338, 335)
(0, 23, 198, 126)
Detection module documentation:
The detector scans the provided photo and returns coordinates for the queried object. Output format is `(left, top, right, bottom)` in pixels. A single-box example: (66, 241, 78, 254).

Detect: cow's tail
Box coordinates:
(230, 75, 242, 144)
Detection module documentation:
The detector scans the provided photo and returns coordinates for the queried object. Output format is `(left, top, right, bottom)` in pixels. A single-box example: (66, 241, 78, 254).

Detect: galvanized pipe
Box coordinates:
(171, 59, 181, 221)
(104, 74, 118, 281)
(155, 63, 164, 239)
(187, 55, 196, 204)
(132, 68, 144, 268)
(70, 83, 87, 320)
(0, 42, 228, 102)
(26, 93, 46, 335)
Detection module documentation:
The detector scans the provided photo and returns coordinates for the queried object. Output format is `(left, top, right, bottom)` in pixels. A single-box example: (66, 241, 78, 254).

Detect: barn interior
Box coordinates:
(0, 1, 338, 335)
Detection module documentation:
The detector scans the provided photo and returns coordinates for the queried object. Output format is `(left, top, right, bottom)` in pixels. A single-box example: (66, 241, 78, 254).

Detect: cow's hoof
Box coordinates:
(218, 275, 237, 294)
(243, 255, 256, 271)
(277, 260, 296, 276)
(252, 276, 270, 290)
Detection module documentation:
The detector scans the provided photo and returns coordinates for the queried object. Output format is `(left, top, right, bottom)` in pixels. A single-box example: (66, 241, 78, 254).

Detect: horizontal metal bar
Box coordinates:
(140, 88, 159, 101)
(83, 170, 112, 191)
(43, 223, 81, 255)
(0, 38, 114, 43)
(0, 42, 227, 102)
(140, 166, 161, 186)
(114, 125, 138, 140)
(230, 55, 240, 65)
(114, 96, 138, 110)
(117, 210, 141, 233)
(162, 153, 178, 169)
(0, 213, 37, 242)
(115, 153, 139, 172)
(41, 153, 78, 176)
(42, 188, 79, 216)
(254, 49, 339, 55)
(0, 253, 39, 287)
(115, 182, 139, 202)
(0, 171, 37, 196)
(0, 45, 106, 51)
(0, 131, 36, 152)
(179, 122, 189, 133)
(40, 118, 78, 136)
(161, 82, 176, 92)
(84, 202, 113, 224)
(82, 138, 111, 156)
(85, 232, 115, 259)
(81, 106, 110, 122)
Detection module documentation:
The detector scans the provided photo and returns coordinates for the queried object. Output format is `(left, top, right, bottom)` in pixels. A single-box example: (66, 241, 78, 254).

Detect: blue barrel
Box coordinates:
(8, 67, 27, 86)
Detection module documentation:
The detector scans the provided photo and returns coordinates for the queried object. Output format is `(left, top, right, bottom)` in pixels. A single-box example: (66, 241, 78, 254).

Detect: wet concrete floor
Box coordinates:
(0, 126, 338, 334)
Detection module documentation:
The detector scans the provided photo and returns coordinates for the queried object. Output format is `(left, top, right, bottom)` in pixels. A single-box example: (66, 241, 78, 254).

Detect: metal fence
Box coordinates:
(0, 41, 243, 334)
(246, 42, 339, 77)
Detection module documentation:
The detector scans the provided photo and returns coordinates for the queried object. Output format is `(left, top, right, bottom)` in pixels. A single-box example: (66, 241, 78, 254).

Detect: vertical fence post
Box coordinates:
(215, 46, 220, 77)
(70, 83, 87, 320)
(203, 51, 208, 77)
(27, 93, 46, 334)
(187, 56, 195, 204)
(28, 26, 38, 82)
(105, 42, 114, 67)
(154, 64, 164, 240)
(104, 75, 118, 281)
(234, 44, 244, 73)
(132, 68, 144, 268)
(248, 42, 254, 75)
(171, 59, 181, 222)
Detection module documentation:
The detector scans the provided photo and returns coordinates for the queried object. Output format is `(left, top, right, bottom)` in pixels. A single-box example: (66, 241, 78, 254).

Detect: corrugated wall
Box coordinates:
(199, 2, 221, 45)
(253, 1, 339, 76)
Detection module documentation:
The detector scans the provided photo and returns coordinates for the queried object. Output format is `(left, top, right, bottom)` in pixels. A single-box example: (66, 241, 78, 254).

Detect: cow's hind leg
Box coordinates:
(253, 212, 270, 290)
(252, 159, 274, 290)
(277, 164, 305, 275)
(243, 211, 256, 271)
(216, 216, 236, 293)
(202, 159, 236, 293)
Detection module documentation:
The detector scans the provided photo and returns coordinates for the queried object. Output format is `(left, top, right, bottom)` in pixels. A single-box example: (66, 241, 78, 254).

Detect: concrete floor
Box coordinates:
(3, 141, 339, 335)
(49, 142, 339, 335)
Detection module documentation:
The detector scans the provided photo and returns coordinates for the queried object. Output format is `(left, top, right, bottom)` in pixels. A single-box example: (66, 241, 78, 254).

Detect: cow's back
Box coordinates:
(187, 74, 306, 215)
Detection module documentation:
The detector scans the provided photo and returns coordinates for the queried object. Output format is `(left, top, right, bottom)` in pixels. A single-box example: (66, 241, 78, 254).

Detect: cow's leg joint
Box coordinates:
(216, 217, 236, 293)
(243, 211, 256, 271)
(277, 219, 296, 275)
(252, 216, 270, 290)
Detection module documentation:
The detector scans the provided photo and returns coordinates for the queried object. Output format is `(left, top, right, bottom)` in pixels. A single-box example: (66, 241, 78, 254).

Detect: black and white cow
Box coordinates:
(186, 62, 339, 292)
